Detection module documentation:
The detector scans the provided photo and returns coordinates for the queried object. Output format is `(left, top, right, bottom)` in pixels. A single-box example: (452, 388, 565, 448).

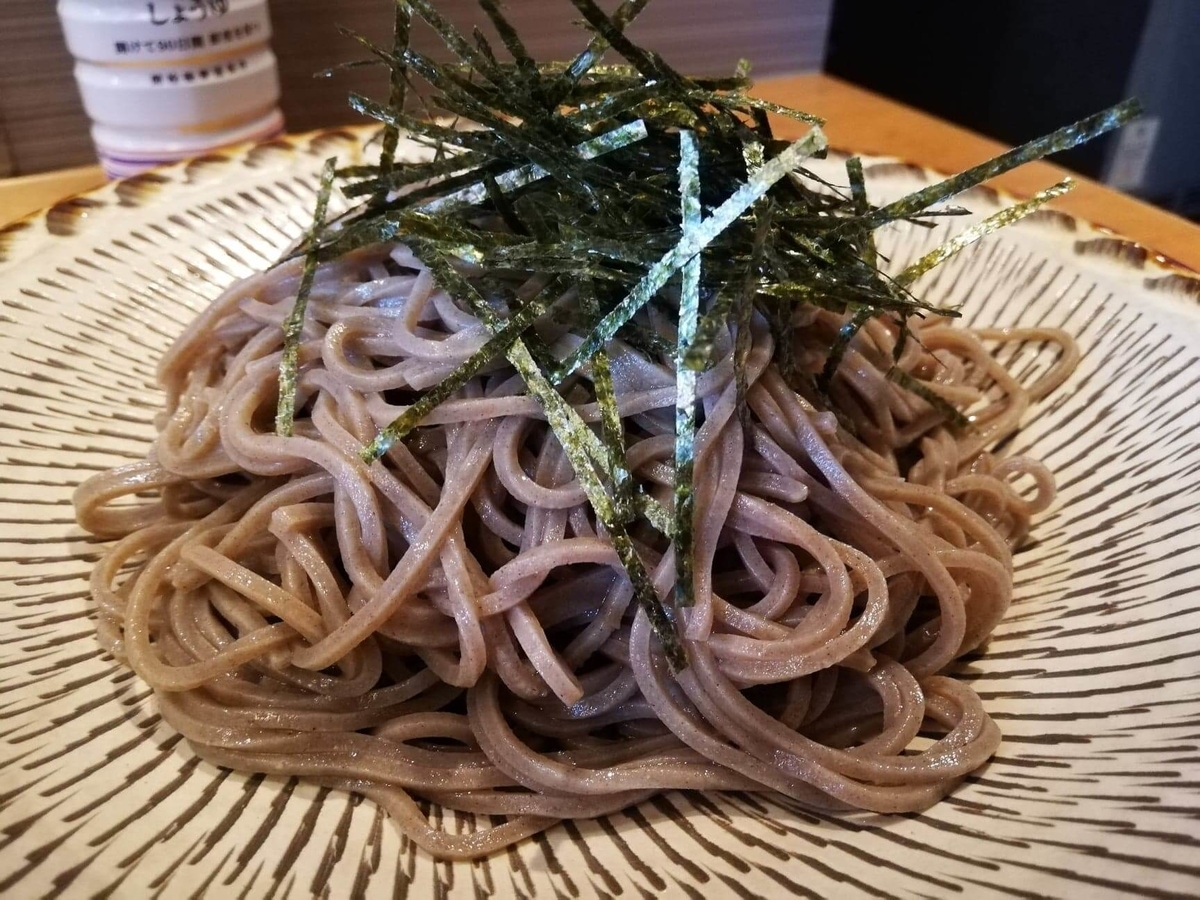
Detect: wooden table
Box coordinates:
(2, 73, 1198, 272)
(756, 75, 1200, 272)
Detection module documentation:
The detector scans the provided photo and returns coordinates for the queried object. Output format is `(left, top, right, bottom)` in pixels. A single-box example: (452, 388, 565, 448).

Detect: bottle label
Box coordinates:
(144, 1, 231, 27)
(113, 21, 265, 60)
(59, 0, 272, 65)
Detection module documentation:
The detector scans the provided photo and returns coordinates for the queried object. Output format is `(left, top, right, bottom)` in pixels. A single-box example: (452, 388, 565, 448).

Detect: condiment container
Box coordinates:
(57, 0, 283, 177)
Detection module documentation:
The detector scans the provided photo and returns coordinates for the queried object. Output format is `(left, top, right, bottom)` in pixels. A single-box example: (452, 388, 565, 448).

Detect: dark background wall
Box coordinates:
(825, 0, 1151, 179)
(825, 0, 1200, 219)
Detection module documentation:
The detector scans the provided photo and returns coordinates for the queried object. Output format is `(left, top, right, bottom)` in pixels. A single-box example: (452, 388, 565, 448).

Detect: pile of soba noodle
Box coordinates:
(75, 241, 1076, 858)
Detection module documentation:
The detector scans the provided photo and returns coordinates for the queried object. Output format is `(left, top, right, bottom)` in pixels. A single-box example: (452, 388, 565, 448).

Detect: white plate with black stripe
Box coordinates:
(1, 129, 1198, 899)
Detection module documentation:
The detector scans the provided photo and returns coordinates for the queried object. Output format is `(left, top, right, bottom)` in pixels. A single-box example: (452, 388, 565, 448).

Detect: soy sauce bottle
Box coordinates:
(58, 0, 284, 177)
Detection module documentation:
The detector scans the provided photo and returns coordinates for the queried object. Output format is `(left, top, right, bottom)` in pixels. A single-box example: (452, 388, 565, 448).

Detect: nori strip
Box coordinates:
(275, 157, 337, 437)
(894, 178, 1075, 287)
(377, 4, 412, 179)
(887, 366, 970, 429)
(556, 126, 827, 380)
(838, 100, 1139, 238)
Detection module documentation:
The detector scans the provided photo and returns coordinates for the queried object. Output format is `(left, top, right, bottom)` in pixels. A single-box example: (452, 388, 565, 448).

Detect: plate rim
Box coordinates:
(2, 123, 1199, 296)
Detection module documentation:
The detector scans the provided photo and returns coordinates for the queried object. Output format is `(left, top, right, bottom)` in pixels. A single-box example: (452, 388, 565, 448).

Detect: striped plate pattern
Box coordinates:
(1, 130, 1199, 899)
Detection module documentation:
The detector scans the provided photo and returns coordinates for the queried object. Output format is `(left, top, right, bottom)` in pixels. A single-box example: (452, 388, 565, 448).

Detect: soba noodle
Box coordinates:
(74, 242, 1076, 858)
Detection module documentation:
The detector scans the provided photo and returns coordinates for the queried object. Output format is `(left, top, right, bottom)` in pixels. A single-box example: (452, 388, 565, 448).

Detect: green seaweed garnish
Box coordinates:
(553, 127, 828, 381)
(835, 100, 1139, 239)
(274, 0, 1139, 669)
(684, 200, 773, 374)
(845, 156, 876, 269)
(478, 0, 535, 76)
(819, 303, 876, 394)
(579, 276, 633, 511)
(377, 3, 411, 181)
(275, 156, 336, 437)
(886, 366, 970, 430)
(894, 178, 1075, 287)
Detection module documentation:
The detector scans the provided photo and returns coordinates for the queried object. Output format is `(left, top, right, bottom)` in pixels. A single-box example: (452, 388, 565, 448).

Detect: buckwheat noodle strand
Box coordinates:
(75, 243, 1075, 859)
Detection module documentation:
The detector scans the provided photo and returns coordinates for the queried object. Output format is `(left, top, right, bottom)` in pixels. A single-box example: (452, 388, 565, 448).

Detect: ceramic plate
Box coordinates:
(2, 129, 1199, 899)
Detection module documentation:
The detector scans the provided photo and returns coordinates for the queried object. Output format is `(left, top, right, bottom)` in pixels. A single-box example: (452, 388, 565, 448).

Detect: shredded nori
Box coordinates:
(553, 127, 828, 381)
(275, 156, 337, 437)
(377, 4, 411, 182)
(273, 0, 1140, 669)
(894, 178, 1075, 287)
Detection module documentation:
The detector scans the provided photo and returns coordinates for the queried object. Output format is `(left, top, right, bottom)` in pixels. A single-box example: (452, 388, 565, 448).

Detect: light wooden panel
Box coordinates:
(0, 119, 14, 179)
(0, 0, 831, 176)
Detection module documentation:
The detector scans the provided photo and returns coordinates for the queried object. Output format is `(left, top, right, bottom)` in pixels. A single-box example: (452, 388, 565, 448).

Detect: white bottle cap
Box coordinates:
(74, 48, 280, 132)
(93, 107, 284, 161)
(96, 108, 284, 177)
(57, 0, 272, 64)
